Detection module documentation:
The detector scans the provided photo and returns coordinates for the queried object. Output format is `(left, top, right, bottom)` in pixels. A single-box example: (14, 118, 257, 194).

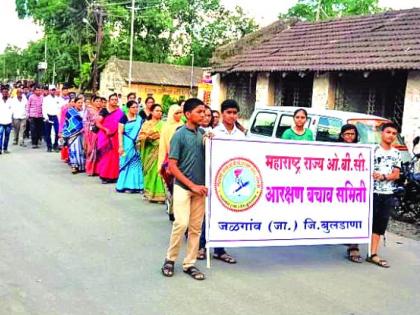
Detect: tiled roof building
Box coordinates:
(210, 9, 420, 149)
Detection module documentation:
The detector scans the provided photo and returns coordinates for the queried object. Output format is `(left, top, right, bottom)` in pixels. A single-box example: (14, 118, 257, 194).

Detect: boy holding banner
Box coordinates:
(161, 98, 208, 281)
(204, 99, 245, 264)
(368, 122, 401, 268)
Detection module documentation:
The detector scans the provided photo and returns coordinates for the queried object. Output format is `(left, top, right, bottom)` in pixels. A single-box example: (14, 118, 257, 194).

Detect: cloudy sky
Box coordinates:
(0, 0, 419, 52)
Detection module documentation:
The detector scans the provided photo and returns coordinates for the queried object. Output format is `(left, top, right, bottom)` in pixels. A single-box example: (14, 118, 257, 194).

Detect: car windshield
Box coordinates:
(347, 119, 405, 145)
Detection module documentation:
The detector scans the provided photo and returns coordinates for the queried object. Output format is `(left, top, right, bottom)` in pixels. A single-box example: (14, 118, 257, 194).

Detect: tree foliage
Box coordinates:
(2, 0, 258, 89)
(280, 0, 382, 21)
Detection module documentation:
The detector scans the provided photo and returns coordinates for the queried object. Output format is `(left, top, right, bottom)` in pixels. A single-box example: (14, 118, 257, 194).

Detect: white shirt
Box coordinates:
(373, 145, 401, 194)
(42, 95, 65, 119)
(0, 97, 13, 125)
(213, 122, 246, 139)
(10, 95, 28, 119)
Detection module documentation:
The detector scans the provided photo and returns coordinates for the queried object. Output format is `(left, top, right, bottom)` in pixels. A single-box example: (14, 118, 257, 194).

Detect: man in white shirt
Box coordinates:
(0, 85, 13, 154)
(212, 100, 246, 139)
(42, 85, 64, 152)
(199, 99, 245, 264)
(11, 87, 28, 146)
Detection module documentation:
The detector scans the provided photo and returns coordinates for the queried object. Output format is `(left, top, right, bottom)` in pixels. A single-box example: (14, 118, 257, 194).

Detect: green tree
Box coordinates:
(13, 0, 257, 88)
(280, 0, 382, 21)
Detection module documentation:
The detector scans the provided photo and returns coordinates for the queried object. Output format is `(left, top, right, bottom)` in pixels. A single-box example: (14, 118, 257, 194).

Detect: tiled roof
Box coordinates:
(213, 8, 420, 73)
(112, 58, 205, 87)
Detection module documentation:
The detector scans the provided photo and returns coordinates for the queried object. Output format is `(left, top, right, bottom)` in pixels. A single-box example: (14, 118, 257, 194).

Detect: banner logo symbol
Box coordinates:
(215, 158, 263, 212)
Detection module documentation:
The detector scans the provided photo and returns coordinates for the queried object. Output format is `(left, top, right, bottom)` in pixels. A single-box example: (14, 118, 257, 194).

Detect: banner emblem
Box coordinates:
(215, 158, 263, 212)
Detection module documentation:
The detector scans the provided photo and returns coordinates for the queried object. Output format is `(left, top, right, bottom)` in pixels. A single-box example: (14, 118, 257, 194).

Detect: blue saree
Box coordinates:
(63, 107, 85, 172)
(116, 116, 144, 193)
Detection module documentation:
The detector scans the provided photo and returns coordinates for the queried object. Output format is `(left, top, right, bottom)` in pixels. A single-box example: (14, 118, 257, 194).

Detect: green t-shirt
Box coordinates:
(281, 128, 314, 141)
(122, 103, 129, 115)
(169, 125, 205, 190)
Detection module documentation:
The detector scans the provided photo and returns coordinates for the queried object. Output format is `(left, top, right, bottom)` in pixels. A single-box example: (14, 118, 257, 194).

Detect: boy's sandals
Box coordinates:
(183, 266, 205, 280)
(347, 247, 363, 263)
(197, 248, 206, 260)
(213, 253, 237, 264)
(161, 259, 175, 277)
(366, 254, 390, 268)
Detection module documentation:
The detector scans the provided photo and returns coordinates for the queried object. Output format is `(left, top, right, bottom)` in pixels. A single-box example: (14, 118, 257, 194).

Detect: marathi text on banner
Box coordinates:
(206, 138, 373, 248)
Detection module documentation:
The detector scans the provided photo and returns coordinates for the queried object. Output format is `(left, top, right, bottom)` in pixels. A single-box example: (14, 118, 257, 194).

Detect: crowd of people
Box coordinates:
(0, 82, 402, 280)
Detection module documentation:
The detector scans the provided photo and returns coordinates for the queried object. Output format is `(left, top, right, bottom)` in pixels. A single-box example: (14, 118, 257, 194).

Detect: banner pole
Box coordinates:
(205, 138, 211, 269)
(206, 247, 211, 269)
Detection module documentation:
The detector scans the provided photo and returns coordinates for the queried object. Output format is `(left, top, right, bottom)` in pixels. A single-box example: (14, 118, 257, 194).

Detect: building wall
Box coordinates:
(255, 72, 275, 107)
(210, 74, 227, 110)
(312, 73, 331, 110)
(99, 61, 125, 97)
(100, 60, 195, 103)
(402, 70, 420, 152)
(122, 83, 194, 104)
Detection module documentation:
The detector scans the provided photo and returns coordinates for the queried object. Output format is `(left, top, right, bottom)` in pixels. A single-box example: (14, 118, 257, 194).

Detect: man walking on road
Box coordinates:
(0, 85, 13, 154)
(42, 85, 63, 152)
(162, 98, 208, 281)
(11, 86, 28, 146)
(26, 85, 44, 149)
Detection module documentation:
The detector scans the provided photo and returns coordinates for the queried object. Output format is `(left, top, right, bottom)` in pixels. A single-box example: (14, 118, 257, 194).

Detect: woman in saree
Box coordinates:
(62, 95, 85, 174)
(157, 104, 184, 219)
(59, 97, 75, 163)
(116, 100, 144, 193)
(83, 95, 102, 176)
(138, 104, 166, 202)
(95, 93, 124, 184)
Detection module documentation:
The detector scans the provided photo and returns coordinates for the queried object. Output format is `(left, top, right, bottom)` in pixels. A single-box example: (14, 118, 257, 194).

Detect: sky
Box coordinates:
(0, 0, 419, 53)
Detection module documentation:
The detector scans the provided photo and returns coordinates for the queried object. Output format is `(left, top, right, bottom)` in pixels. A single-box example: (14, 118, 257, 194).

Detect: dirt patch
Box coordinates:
(388, 219, 420, 241)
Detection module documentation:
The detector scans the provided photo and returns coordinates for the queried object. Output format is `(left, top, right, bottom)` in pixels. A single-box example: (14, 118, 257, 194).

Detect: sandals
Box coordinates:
(347, 247, 363, 264)
(161, 259, 175, 277)
(183, 266, 205, 280)
(213, 253, 237, 264)
(71, 167, 79, 174)
(197, 248, 206, 260)
(366, 254, 390, 268)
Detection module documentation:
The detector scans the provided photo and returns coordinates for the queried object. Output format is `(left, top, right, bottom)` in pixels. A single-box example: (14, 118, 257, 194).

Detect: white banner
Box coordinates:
(206, 138, 374, 248)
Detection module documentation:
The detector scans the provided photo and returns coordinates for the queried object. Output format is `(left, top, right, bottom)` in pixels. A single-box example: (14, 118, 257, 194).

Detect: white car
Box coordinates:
(248, 106, 411, 163)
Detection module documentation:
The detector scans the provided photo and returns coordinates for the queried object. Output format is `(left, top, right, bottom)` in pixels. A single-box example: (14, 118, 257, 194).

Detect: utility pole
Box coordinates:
(52, 62, 56, 85)
(92, 5, 104, 94)
(190, 53, 194, 96)
(44, 35, 47, 63)
(128, 0, 135, 89)
(316, 0, 322, 21)
(2, 56, 5, 81)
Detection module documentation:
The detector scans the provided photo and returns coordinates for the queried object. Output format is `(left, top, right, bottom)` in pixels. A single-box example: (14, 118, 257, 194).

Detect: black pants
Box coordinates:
(30, 117, 44, 146)
(24, 120, 30, 138)
(44, 115, 59, 149)
(372, 193, 396, 235)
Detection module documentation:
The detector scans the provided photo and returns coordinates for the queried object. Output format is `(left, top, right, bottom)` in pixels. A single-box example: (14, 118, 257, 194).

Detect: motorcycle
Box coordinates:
(393, 136, 420, 223)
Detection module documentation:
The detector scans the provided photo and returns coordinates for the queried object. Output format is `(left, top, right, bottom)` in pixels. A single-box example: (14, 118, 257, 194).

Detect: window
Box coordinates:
(316, 116, 343, 142)
(275, 114, 311, 138)
(250, 112, 277, 137)
(348, 119, 405, 145)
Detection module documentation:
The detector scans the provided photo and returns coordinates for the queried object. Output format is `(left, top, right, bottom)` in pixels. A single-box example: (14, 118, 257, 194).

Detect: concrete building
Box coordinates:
(211, 8, 420, 149)
(100, 57, 205, 104)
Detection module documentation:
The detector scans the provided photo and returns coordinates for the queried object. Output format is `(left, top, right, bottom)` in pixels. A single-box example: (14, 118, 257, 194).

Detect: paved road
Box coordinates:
(1, 145, 419, 315)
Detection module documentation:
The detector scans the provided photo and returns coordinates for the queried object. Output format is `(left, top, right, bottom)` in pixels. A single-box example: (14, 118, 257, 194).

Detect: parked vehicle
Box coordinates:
(248, 106, 411, 162)
(393, 136, 420, 223)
